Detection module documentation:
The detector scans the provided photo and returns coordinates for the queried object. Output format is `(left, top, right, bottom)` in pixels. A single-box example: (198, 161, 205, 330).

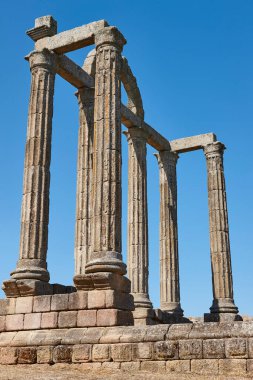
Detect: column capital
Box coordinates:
(204, 141, 225, 157)
(95, 26, 126, 51)
(154, 150, 179, 168)
(123, 128, 148, 142)
(25, 49, 56, 71)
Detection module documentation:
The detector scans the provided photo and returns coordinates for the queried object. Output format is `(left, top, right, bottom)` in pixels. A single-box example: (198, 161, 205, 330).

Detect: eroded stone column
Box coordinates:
(84, 26, 126, 276)
(124, 129, 152, 308)
(155, 151, 183, 316)
(74, 88, 94, 275)
(204, 142, 240, 320)
(3, 50, 55, 295)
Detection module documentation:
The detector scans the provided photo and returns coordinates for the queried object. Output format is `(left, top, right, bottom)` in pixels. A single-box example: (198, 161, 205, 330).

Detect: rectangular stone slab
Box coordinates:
(35, 20, 108, 53)
(170, 133, 217, 153)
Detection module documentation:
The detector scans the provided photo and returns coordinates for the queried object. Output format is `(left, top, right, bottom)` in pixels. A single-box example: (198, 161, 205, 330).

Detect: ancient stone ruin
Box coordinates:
(0, 16, 252, 377)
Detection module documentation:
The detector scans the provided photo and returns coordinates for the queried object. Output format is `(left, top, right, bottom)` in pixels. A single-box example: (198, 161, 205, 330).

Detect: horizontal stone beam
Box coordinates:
(121, 105, 171, 151)
(34, 20, 108, 53)
(55, 54, 95, 88)
(170, 133, 217, 153)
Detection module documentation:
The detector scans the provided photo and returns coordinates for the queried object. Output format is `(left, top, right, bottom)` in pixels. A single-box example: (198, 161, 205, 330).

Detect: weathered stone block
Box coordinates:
(121, 361, 141, 371)
(0, 332, 17, 347)
(33, 295, 51, 312)
(51, 294, 68, 311)
(0, 316, 5, 332)
(166, 359, 190, 373)
(58, 311, 77, 328)
(80, 362, 102, 370)
(203, 339, 225, 358)
(225, 338, 247, 358)
(154, 341, 178, 360)
(101, 362, 120, 370)
(72, 344, 91, 362)
(132, 342, 153, 360)
(141, 360, 166, 372)
(17, 347, 37, 364)
(191, 359, 219, 375)
(6, 314, 24, 331)
(77, 310, 96, 327)
(81, 327, 104, 343)
(247, 359, 253, 373)
(143, 325, 169, 342)
(167, 324, 192, 340)
(0, 299, 9, 316)
(24, 313, 41, 330)
(97, 309, 133, 327)
(37, 346, 53, 364)
(92, 344, 111, 362)
(68, 291, 88, 310)
(53, 345, 72, 363)
(111, 343, 132, 362)
(41, 312, 58, 329)
(105, 290, 134, 310)
(11, 331, 31, 346)
(219, 358, 247, 375)
(16, 296, 33, 314)
(120, 327, 146, 343)
(88, 290, 106, 309)
(179, 339, 202, 359)
(0, 347, 18, 364)
(100, 327, 125, 343)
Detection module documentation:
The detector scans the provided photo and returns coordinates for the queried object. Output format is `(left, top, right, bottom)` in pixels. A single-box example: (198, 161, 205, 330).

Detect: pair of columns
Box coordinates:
(5, 26, 130, 295)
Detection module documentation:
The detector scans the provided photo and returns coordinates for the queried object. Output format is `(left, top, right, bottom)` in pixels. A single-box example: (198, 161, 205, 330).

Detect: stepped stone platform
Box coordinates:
(0, 320, 253, 377)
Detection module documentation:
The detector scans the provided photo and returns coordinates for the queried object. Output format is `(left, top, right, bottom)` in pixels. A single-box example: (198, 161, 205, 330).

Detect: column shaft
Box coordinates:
(156, 151, 183, 315)
(74, 88, 94, 275)
(204, 142, 239, 315)
(11, 50, 55, 282)
(125, 129, 152, 308)
(85, 27, 127, 275)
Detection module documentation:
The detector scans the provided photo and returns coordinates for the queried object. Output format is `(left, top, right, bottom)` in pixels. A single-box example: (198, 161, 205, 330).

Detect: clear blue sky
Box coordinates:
(0, 0, 252, 317)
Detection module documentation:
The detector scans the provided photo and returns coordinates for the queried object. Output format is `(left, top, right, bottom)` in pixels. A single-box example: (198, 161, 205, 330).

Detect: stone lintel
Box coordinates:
(26, 16, 57, 42)
(121, 105, 171, 151)
(55, 53, 94, 89)
(34, 20, 109, 53)
(170, 133, 217, 153)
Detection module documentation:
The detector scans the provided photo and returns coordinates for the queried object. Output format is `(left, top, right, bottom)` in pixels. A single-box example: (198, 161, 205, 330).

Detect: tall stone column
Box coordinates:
(204, 142, 241, 321)
(155, 151, 183, 316)
(74, 88, 94, 275)
(124, 129, 152, 308)
(85, 26, 126, 276)
(3, 50, 55, 296)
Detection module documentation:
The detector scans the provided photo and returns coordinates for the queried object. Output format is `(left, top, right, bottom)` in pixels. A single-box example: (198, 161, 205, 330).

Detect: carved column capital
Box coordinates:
(95, 26, 126, 51)
(26, 49, 56, 72)
(204, 141, 225, 158)
(155, 150, 179, 169)
(123, 127, 148, 142)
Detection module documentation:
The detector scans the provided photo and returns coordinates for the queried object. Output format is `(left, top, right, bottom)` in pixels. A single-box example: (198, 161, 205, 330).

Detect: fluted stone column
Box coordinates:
(204, 142, 240, 320)
(6, 50, 55, 290)
(84, 27, 126, 276)
(74, 88, 94, 275)
(124, 129, 152, 308)
(155, 151, 183, 316)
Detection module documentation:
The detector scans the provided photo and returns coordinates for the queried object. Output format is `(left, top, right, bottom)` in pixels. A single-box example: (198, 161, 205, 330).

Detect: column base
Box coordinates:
(11, 259, 50, 282)
(160, 301, 184, 317)
(133, 293, 153, 309)
(204, 298, 242, 322)
(2, 279, 75, 298)
(85, 251, 126, 275)
(73, 272, 131, 293)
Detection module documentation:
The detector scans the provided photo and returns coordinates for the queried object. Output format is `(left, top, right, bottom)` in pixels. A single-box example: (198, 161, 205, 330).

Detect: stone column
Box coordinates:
(124, 129, 152, 308)
(4, 50, 55, 295)
(204, 142, 240, 320)
(74, 88, 94, 275)
(155, 151, 183, 316)
(83, 27, 127, 277)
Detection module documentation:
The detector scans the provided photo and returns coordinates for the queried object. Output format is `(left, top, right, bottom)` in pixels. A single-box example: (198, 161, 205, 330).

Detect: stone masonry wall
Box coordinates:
(0, 322, 253, 376)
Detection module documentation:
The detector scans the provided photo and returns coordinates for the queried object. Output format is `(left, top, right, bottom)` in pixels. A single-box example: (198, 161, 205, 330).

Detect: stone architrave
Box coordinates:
(124, 128, 152, 308)
(204, 142, 241, 321)
(74, 88, 94, 275)
(155, 151, 183, 317)
(3, 50, 56, 295)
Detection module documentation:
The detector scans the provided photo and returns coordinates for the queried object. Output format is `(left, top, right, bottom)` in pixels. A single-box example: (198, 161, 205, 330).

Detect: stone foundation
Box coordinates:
(0, 322, 253, 376)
